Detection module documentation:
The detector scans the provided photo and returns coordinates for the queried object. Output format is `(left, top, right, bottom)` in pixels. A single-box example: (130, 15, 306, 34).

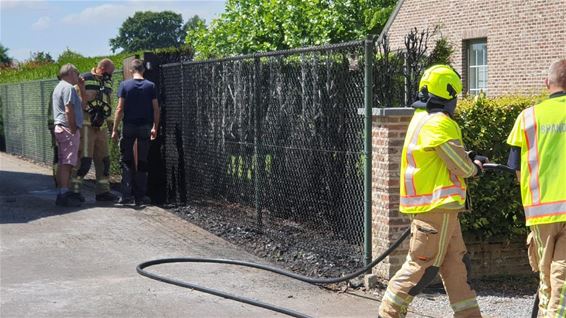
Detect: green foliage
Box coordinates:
(0, 43, 12, 66)
(57, 48, 85, 63)
(455, 95, 545, 239)
(426, 37, 454, 67)
(374, 30, 453, 107)
(183, 15, 205, 36)
(227, 155, 273, 181)
(0, 51, 133, 84)
(187, 0, 397, 59)
(185, 16, 208, 50)
(30, 51, 54, 64)
(151, 44, 195, 63)
(365, 3, 396, 34)
(110, 11, 185, 53)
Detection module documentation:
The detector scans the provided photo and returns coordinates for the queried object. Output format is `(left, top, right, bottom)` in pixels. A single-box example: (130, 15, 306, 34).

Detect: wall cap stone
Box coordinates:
(357, 107, 415, 116)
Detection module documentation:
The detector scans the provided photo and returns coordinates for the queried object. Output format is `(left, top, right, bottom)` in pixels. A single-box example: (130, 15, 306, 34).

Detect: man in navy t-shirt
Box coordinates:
(112, 59, 160, 206)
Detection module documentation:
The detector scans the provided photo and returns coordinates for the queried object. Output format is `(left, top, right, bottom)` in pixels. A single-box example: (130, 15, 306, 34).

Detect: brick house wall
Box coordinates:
(385, 0, 566, 96)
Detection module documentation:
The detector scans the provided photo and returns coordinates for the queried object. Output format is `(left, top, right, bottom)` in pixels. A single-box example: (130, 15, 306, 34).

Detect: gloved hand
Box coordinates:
(473, 154, 489, 164)
(467, 151, 489, 175)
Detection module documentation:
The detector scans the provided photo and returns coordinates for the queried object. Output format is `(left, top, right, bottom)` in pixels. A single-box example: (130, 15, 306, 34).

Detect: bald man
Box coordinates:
(71, 58, 118, 202)
(506, 59, 566, 317)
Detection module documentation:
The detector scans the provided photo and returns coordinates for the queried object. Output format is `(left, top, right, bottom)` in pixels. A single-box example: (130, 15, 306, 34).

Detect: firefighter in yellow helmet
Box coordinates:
(378, 65, 486, 318)
(506, 59, 566, 317)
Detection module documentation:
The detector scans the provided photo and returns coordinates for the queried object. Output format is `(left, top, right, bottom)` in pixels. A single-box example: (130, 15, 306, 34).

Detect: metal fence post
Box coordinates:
(20, 83, 25, 156)
(1, 85, 6, 152)
(364, 36, 374, 269)
(180, 62, 185, 204)
(254, 56, 263, 231)
(5, 85, 9, 152)
(39, 81, 46, 162)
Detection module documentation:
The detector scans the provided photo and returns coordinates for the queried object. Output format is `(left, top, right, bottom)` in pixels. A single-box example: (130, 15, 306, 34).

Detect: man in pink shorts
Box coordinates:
(52, 64, 84, 207)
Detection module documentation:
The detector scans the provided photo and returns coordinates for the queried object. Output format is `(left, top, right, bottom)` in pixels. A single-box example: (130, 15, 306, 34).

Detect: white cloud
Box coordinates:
(31, 16, 50, 30)
(60, 1, 225, 27)
(61, 4, 130, 26)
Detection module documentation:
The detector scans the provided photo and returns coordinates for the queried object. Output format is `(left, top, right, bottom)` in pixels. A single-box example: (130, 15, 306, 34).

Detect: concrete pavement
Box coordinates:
(0, 152, 379, 318)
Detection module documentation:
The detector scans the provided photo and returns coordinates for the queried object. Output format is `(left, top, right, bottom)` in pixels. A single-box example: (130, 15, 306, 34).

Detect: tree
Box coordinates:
(426, 37, 454, 67)
(184, 15, 207, 49)
(364, 0, 398, 35)
(30, 51, 54, 64)
(110, 11, 185, 53)
(183, 15, 206, 36)
(0, 44, 12, 66)
(187, 0, 397, 59)
(57, 48, 85, 63)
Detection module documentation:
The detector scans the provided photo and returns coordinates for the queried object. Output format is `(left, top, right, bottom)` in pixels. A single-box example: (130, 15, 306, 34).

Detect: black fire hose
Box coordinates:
(482, 163, 516, 174)
(137, 228, 410, 318)
(138, 163, 536, 317)
(482, 163, 539, 318)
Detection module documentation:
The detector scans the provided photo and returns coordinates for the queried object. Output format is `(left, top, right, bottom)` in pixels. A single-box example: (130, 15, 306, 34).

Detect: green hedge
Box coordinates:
(455, 94, 545, 239)
(0, 46, 193, 85)
(0, 52, 134, 84)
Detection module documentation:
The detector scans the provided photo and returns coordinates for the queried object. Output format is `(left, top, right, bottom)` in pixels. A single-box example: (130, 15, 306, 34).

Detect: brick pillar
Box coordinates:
(371, 107, 414, 280)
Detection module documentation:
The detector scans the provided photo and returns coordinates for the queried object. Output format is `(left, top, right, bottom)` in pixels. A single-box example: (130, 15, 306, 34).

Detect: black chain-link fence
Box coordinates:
(0, 71, 123, 166)
(1, 35, 432, 254)
(161, 39, 412, 246)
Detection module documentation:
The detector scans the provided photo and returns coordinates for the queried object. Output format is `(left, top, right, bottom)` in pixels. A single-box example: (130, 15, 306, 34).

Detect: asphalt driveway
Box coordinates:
(0, 152, 378, 318)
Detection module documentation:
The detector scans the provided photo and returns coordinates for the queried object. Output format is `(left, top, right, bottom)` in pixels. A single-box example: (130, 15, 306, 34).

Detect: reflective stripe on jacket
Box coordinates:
(400, 109, 468, 213)
(507, 94, 566, 226)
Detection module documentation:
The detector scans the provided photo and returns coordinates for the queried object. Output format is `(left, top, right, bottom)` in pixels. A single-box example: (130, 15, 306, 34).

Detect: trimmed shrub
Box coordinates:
(0, 52, 135, 84)
(455, 94, 546, 239)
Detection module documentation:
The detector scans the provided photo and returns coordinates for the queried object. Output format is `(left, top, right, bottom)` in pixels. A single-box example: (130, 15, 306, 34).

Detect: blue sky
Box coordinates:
(0, 0, 226, 62)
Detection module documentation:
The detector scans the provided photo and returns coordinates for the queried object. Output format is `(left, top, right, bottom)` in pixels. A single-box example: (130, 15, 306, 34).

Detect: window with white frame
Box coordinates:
(467, 39, 488, 95)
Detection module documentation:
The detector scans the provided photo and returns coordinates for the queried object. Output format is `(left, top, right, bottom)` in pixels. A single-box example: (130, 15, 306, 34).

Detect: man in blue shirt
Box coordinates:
(112, 59, 160, 206)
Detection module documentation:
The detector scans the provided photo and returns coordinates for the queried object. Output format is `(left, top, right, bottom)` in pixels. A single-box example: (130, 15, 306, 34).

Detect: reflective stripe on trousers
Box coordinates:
(378, 211, 480, 318)
(531, 223, 566, 317)
(451, 297, 480, 313)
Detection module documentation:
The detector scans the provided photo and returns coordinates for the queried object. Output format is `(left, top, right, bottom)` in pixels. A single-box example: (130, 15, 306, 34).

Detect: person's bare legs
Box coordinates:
(55, 162, 81, 206)
(57, 164, 73, 190)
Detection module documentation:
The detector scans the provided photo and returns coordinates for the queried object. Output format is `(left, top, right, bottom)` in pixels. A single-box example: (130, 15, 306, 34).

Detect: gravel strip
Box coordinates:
(366, 290, 536, 318)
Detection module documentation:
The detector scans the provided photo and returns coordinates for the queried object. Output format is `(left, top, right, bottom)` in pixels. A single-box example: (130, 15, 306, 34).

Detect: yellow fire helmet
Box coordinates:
(412, 64, 463, 116)
(420, 64, 462, 100)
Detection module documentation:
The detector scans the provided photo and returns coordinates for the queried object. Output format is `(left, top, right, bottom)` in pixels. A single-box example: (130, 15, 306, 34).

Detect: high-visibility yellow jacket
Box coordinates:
(400, 109, 467, 213)
(507, 93, 566, 226)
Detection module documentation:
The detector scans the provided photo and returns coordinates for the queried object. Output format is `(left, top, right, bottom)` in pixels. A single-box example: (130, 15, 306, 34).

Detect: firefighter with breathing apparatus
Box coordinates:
(378, 65, 487, 318)
(70, 58, 118, 202)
